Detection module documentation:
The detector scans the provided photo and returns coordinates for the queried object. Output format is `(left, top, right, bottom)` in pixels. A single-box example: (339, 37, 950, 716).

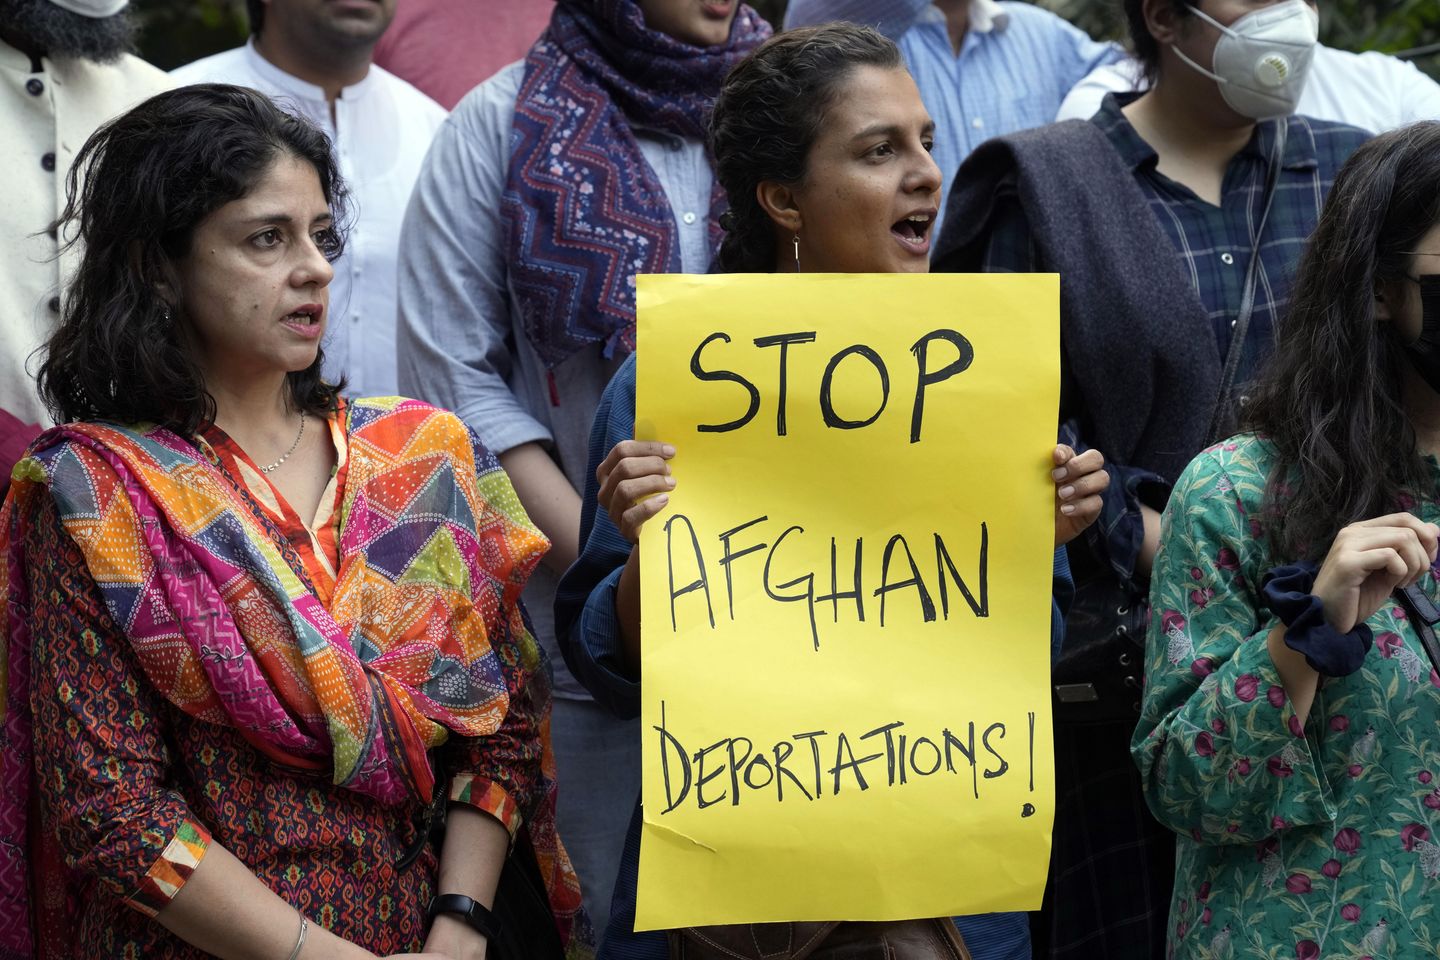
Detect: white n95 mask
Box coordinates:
(1171, 0, 1318, 120)
(45, 0, 129, 18)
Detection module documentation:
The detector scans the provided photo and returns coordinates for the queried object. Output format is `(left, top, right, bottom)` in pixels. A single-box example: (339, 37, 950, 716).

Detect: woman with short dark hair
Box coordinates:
(0, 84, 584, 960)
(1137, 120, 1440, 960)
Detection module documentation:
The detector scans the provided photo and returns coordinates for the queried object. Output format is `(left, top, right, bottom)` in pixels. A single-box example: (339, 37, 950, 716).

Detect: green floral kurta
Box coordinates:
(1133, 435, 1440, 960)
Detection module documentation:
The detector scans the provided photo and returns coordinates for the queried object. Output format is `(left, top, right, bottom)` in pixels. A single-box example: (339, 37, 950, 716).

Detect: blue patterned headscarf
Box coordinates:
(501, 0, 770, 369)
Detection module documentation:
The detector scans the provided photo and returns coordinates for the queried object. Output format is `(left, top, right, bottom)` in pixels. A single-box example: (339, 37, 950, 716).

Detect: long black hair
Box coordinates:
(708, 23, 901, 273)
(37, 83, 348, 435)
(1244, 121, 1440, 560)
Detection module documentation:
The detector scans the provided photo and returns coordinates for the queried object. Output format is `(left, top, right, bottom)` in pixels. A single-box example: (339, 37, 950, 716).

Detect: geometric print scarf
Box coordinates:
(7, 398, 546, 805)
(0, 399, 581, 957)
(502, 0, 769, 368)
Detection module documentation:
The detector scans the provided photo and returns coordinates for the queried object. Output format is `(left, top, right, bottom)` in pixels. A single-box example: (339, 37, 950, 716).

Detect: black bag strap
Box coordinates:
(1205, 120, 1289, 446)
(1393, 583, 1440, 680)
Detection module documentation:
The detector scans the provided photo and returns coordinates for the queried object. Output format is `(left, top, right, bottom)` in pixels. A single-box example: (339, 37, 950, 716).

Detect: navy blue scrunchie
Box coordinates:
(1261, 562, 1373, 677)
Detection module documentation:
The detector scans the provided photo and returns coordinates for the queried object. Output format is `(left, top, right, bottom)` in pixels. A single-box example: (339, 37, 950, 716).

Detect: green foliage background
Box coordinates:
(135, 0, 1437, 79)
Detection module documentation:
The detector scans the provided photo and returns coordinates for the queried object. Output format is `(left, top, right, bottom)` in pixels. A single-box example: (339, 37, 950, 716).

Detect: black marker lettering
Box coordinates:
(693, 739, 730, 809)
(819, 344, 890, 429)
(1028, 711, 1036, 792)
(655, 701, 692, 814)
(816, 537, 864, 624)
(725, 737, 755, 806)
(935, 526, 989, 618)
(773, 740, 813, 802)
(717, 516, 768, 621)
(664, 513, 714, 630)
(744, 754, 775, 791)
(753, 331, 817, 436)
(764, 525, 820, 650)
(793, 730, 827, 799)
(860, 720, 906, 786)
(875, 533, 937, 626)
(910, 736, 943, 776)
(909, 329, 974, 443)
(693, 332, 761, 432)
(943, 723, 980, 799)
(982, 722, 1009, 779)
(830, 732, 884, 793)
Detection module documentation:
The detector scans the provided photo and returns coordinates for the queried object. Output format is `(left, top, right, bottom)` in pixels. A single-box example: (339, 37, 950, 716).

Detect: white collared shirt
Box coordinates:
(172, 40, 447, 397)
(0, 39, 172, 428)
(784, 0, 1123, 206)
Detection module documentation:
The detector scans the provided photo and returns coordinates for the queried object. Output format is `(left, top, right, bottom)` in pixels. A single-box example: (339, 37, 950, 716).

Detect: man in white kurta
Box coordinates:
(172, 0, 446, 398)
(0, 0, 171, 486)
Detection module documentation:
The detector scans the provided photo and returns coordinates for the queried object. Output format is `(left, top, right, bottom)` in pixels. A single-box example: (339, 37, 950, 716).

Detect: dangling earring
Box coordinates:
(161, 303, 172, 322)
(793, 234, 801, 273)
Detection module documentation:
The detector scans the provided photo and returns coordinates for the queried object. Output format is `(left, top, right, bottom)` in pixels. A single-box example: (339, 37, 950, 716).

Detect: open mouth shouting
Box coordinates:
(891, 209, 936, 256)
(280, 303, 325, 339)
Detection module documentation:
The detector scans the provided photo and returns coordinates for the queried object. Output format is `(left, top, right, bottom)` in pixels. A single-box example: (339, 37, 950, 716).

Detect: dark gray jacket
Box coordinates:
(934, 119, 1219, 485)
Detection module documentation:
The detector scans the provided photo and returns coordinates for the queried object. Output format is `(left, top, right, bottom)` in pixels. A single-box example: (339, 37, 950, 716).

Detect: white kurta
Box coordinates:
(0, 39, 172, 428)
(172, 41, 448, 398)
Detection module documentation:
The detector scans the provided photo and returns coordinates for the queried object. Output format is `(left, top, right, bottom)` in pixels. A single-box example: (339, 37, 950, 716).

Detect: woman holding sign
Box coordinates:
(555, 24, 1108, 960)
(1136, 123, 1440, 959)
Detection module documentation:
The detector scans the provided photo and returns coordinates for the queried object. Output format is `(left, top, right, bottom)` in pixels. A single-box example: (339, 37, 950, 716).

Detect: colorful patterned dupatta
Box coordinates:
(0, 398, 584, 956)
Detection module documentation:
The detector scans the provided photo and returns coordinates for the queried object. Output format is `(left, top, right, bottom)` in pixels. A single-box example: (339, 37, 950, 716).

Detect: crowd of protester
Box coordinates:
(0, 0, 1437, 959)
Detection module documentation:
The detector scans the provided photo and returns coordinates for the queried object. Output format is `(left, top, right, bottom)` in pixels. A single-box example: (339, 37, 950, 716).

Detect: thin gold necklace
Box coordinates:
(258, 414, 305, 474)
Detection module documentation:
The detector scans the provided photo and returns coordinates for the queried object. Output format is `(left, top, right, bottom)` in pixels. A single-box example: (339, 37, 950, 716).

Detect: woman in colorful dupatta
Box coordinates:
(0, 84, 587, 960)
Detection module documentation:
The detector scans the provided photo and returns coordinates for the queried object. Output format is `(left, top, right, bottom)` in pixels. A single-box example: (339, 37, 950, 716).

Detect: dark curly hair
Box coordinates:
(708, 23, 902, 273)
(247, 0, 265, 34)
(1123, 0, 1193, 85)
(37, 83, 348, 434)
(1244, 121, 1440, 560)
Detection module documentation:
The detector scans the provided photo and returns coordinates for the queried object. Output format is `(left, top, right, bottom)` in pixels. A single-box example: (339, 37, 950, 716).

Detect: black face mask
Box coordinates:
(1402, 273, 1440, 394)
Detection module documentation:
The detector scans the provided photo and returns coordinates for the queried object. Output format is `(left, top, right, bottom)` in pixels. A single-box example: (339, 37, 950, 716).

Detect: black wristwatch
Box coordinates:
(427, 893, 501, 940)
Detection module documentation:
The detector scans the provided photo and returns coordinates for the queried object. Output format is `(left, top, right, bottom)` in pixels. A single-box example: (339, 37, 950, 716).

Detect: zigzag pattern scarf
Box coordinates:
(502, 0, 769, 369)
(4, 400, 544, 804)
(0, 400, 589, 957)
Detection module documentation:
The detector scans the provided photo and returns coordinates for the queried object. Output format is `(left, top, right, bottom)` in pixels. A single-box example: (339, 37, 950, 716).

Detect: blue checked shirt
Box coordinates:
(983, 94, 1369, 589)
(784, 0, 1123, 206)
(554, 355, 1074, 960)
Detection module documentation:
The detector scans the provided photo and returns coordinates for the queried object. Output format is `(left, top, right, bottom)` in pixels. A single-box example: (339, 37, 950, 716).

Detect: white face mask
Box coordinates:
(45, 0, 129, 18)
(1170, 0, 1319, 120)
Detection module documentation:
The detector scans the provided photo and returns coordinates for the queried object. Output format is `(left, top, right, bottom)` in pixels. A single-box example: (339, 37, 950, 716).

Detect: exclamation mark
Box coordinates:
(1027, 710, 1035, 792)
(1021, 711, 1038, 818)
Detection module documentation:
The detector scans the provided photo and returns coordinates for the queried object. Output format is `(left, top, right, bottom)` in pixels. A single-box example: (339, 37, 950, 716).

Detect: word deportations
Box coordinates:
(654, 702, 1038, 813)
(663, 513, 988, 649)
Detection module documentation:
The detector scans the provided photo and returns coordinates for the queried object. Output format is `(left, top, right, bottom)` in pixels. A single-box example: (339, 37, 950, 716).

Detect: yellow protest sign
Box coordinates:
(634, 273, 1060, 930)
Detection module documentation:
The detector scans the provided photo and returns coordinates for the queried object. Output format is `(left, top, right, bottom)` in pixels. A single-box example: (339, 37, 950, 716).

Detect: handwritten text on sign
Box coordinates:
(635, 274, 1060, 930)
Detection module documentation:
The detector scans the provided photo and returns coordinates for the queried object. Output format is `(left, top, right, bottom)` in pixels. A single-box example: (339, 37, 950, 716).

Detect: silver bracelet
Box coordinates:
(284, 915, 309, 960)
